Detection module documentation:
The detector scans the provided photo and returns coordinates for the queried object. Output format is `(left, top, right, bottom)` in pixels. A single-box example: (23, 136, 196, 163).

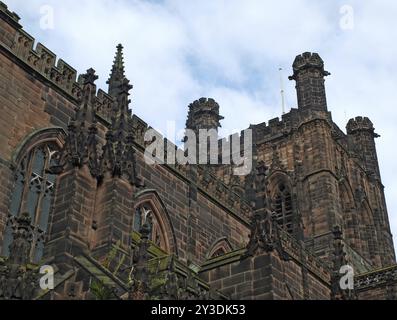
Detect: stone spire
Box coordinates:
(99, 69, 142, 186)
(49, 68, 100, 177)
(107, 44, 128, 99)
(112, 77, 133, 143)
(105, 44, 135, 178)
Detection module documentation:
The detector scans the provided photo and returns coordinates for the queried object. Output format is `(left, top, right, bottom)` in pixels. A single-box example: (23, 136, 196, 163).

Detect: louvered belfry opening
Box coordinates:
(273, 183, 293, 234)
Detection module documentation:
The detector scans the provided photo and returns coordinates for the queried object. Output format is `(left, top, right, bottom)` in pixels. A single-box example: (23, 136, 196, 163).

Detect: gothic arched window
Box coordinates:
(133, 203, 168, 252)
(207, 237, 233, 259)
(272, 183, 293, 234)
(2, 143, 59, 263)
(210, 248, 226, 258)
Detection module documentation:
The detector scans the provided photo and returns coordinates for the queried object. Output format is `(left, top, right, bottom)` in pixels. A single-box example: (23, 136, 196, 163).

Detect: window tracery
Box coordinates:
(272, 183, 293, 234)
(133, 203, 167, 251)
(3, 143, 59, 263)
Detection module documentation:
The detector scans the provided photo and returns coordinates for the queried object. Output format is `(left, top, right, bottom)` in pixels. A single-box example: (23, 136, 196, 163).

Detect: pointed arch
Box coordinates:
(206, 237, 233, 259)
(3, 127, 66, 263)
(356, 197, 379, 265)
(338, 179, 360, 252)
(11, 127, 66, 166)
(360, 198, 374, 225)
(133, 189, 178, 256)
(338, 179, 355, 212)
(267, 171, 293, 196)
(267, 171, 295, 234)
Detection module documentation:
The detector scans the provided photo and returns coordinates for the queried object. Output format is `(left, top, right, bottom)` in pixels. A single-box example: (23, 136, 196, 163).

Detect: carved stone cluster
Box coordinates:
(0, 212, 38, 300)
(244, 161, 288, 259)
(129, 223, 151, 300)
(128, 223, 215, 300)
(331, 226, 356, 300)
(50, 53, 142, 187)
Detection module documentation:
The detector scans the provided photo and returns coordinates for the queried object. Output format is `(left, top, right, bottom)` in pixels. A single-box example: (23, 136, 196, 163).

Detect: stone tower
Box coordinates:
(0, 1, 396, 300)
(185, 97, 224, 164)
(346, 116, 395, 266)
(289, 52, 330, 112)
(185, 97, 224, 134)
(346, 116, 380, 178)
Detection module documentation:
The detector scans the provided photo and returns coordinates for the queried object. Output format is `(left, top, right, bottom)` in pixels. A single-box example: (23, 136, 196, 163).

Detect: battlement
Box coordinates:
(0, 6, 138, 126)
(186, 97, 224, 131)
(253, 108, 302, 142)
(189, 97, 220, 112)
(95, 89, 115, 120)
(0, 1, 20, 26)
(289, 52, 330, 80)
(346, 116, 375, 135)
(255, 117, 283, 141)
(0, 3, 82, 100)
(355, 264, 397, 290)
(218, 129, 250, 151)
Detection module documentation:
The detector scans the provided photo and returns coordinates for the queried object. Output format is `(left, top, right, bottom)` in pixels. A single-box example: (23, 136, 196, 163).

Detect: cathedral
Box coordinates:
(0, 2, 396, 300)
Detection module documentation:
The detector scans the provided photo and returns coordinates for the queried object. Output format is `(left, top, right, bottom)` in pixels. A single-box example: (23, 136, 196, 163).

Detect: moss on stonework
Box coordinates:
(90, 279, 117, 300)
(131, 231, 168, 258)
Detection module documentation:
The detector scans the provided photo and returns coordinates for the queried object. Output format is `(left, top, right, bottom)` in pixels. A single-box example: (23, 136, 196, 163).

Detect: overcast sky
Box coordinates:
(7, 0, 397, 252)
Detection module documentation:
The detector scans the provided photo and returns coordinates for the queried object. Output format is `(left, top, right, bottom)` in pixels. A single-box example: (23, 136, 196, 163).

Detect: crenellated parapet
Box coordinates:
(355, 264, 397, 291)
(254, 113, 296, 142)
(0, 1, 20, 29)
(346, 116, 379, 137)
(253, 106, 333, 145)
(0, 2, 115, 105)
(0, 8, 138, 124)
(186, 97, 224, 133)
(95, 89, 115, 121)
(289, 52, 330, 80)
(8, 28, 82, 100)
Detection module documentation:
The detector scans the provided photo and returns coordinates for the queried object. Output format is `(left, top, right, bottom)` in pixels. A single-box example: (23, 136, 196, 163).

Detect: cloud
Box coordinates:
(8, 0, 397, 253)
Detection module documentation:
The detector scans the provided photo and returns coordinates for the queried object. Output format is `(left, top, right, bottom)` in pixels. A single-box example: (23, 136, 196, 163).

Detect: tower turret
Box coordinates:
(185, 97, 224, 135)
(289, 52, 330, 111)
(346, 116, 380, 177)
(184, 98, 224, 165)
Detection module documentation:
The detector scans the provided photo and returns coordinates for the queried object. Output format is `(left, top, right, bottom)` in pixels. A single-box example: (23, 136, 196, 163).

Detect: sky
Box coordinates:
(6, 0, 397, 251)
